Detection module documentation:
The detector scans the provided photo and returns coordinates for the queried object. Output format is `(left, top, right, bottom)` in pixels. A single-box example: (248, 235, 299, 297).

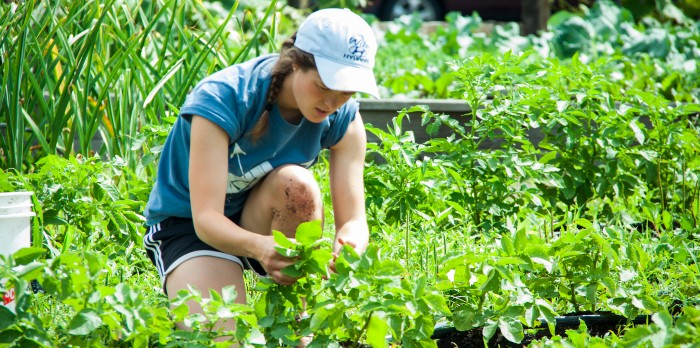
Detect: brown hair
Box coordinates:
(249, 33, 317, 142)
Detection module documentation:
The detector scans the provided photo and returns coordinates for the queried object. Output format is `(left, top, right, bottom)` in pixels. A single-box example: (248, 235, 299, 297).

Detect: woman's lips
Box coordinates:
(315, 107, 329, 117)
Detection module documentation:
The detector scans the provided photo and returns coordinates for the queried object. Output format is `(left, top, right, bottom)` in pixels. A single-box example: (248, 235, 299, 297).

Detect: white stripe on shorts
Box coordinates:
(143, 223, 165, 279)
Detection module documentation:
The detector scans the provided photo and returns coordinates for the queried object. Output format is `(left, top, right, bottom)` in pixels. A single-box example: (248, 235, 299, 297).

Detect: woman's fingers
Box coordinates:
(271, 269, 296, 286)
(265, 252, 301, 285)
(338, 236, 357, 248)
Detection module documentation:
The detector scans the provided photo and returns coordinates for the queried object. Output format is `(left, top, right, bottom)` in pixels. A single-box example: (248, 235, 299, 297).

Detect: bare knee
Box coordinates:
(241, 165, 323, 238)
(271, 165, 322, 221)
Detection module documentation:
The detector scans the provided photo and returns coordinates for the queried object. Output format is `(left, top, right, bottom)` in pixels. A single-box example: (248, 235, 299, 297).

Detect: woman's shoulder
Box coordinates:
(195, 54, 278, 93)
(183, 54, 278, 112)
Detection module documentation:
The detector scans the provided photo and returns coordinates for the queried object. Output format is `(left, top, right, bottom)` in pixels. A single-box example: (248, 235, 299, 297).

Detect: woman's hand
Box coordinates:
(257, 235, 300, 286)
(329, 236, 358, 274)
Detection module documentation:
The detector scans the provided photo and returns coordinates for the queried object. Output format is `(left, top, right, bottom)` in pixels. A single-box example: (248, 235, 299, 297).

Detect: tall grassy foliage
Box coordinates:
(0, 0, 284, 173)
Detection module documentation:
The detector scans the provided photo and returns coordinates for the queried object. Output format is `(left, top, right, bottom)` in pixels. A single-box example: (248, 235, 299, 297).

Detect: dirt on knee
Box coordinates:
(283, 178, 319, 221)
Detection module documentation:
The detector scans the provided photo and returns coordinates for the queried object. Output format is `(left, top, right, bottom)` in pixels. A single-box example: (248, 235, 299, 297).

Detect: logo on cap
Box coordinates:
(344, 34, 370, 64)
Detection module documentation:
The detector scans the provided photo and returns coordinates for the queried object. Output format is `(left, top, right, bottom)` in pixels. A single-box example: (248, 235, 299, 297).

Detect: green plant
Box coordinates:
(0, 247, 172, 347)
(15, 155, 147, 258)
(0, 0, 280, 173)
(169, 286, 265, 347)
(253, 220, 450, 347)
(529, 306, 700, 347)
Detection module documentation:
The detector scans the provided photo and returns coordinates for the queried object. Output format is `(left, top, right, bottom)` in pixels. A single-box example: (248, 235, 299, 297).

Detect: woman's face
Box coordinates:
(290, 67, 354, 123)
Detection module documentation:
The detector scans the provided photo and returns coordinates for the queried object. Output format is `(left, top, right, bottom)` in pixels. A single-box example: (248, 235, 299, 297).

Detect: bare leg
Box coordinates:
(240, 165, 322, 347)
(164, 165, 322, 345)
(165, 256, 246, 333)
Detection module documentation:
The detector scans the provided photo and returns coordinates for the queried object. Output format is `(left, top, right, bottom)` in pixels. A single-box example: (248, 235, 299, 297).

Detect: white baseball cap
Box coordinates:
(294, 8, 380, 99)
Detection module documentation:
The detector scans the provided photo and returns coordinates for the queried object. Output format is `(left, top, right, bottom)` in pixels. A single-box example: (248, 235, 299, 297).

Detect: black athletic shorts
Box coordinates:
(142, 214, 268, 291)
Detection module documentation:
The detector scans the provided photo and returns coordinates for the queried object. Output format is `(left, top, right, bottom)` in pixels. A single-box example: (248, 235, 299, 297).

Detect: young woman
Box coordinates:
(142, 8, 379, 331)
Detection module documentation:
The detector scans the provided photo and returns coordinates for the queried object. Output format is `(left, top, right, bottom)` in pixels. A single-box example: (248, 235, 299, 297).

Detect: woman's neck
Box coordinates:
(276, 75, 303, 125)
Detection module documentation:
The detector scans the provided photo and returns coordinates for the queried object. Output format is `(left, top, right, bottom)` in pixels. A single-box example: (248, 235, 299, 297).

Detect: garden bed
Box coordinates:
(433, 313, 654, 347)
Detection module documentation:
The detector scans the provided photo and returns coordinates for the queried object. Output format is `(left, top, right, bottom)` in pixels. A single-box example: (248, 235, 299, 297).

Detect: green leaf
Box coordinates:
(0, 328, 21, 344)
(366, 314, 389, 348)
(221, 285, 238, 305)
(22, 328, 54, 347)
(11, 248, 46, 266)
(423, 293, 451, 316)
(272, 231, 296, 249)
(453, 309, 477, 331)
(536, 299, 557, 325)
(601, 276, 617, 293)
(310, 305, 331, 331)
(482, 321, 498, 341)
(619, 325, 655, 347)
(336, 244, 361, 274)
(170, 303, 189, 322)
(307, 249, 333, 274)
(295, 220, 322, 246)
(15, 261, 44, 280)
(0, 305, 16, 331)
(524, 306, 537, 327)
(662, 211, 672, 231)
(629, 120, 645, 145)
(479, 268, 501, 292)
(574, 218, 592, 229)
(68, 308, 102, 335)
(143, 58, 185, 108)
(413, 276, 426, 298)
(586, 283, 597, 307)
(501, 235, 515, 256)
(498, 318, 524, 343)
(84, 252, 104, 277)
(274, 246, 299, 258)
(281, 265, 303, 278)
(652, 310, 673, 331)
(270, 323, 294, 340)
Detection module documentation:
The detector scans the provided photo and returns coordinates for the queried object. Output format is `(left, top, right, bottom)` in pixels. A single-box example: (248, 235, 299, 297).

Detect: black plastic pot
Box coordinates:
(432, 312, 653, 347)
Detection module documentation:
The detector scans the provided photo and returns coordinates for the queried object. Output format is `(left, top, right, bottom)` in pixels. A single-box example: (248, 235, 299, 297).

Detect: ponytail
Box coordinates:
(249, 33, 317, 142)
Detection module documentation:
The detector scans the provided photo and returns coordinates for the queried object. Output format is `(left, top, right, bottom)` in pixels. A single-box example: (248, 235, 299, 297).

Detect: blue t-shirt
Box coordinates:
(144, 54, 359, 226)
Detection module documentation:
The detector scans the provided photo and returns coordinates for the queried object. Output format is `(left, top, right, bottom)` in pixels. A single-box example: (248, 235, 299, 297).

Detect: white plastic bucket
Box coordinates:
(0, 192, 35, 312)
(0, 212, 35, 256)
(0, 204, 33, 215)
(0, 191, 34, 208)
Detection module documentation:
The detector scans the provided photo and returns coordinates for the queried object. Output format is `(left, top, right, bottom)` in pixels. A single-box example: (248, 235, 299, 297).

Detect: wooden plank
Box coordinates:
(357, 98, 547, 149)
(358, 98, 470, 144)
(521, 0, 550, 35)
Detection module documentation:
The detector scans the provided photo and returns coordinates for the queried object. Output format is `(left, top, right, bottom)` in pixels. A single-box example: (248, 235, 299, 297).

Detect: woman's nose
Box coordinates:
(324, 93, 340, 109)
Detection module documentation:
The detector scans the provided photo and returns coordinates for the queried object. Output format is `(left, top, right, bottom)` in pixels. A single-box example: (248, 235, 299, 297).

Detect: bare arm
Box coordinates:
(188, 116, 269, 261)
(329, 112, 370, 255)
(189, 115, 318, 285)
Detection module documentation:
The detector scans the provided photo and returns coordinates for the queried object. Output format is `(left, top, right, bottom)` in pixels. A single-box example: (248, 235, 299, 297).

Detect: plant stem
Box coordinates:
(433, 240, 438, 277)
(477, 293, 486, 312)
(590, 251, 599, 313)
(658, 159, 666, 213)
(682, 157, 686, 214)
(405, 213, 410, 269)
(694, 178, 699, 224)
(570, 280, 579, 313)
(357, 311, 375, 348)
